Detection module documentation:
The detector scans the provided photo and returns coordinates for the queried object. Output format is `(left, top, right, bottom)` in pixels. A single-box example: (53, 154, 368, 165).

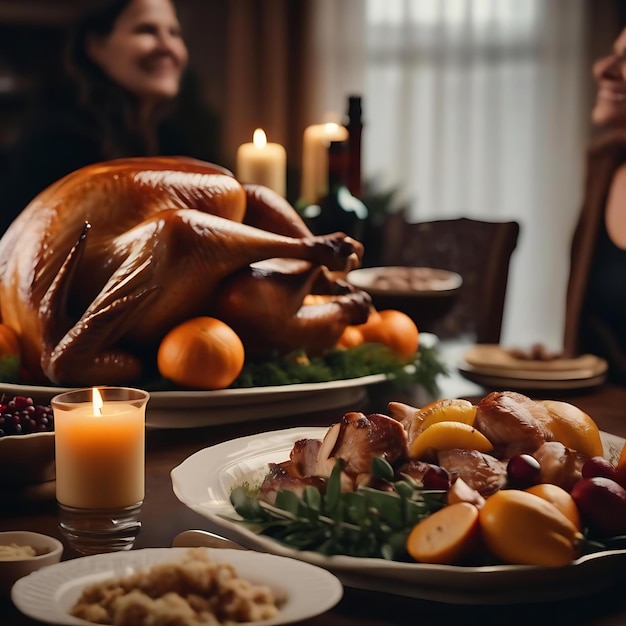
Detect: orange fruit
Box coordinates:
(354, 310, 381, 343)
(157, 316, 245, 390)
(479, 489, 581, 566)
(409, 421, 493, 460)
(406, 502, 480, 564)
(525, 483, 582, 531)
(414, 398, 477, 433)
(336, 325, 364, 349)
(354, 307, 381, 333)
(540, 400, 604, 458)
(358, 309, 419, 359)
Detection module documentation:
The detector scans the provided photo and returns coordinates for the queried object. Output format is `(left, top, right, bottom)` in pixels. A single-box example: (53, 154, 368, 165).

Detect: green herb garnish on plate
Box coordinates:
(228, 458, 447, 560)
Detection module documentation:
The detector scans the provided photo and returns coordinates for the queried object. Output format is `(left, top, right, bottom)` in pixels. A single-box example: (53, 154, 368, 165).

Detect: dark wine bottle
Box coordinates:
(346, 95, 363, 198)
(302, 139, 368, 241)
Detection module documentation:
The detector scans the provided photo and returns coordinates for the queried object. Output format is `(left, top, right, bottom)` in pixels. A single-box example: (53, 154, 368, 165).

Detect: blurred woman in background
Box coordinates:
(564, 25, 626, 383)
(0, 0, 219, 234)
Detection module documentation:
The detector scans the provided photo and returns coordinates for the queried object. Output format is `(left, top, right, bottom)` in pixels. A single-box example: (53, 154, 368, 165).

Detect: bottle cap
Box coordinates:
(347, 96, 362, 123)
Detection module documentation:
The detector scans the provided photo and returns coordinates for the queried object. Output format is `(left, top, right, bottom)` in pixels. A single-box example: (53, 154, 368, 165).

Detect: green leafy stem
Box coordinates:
(228, 457, 446, 561)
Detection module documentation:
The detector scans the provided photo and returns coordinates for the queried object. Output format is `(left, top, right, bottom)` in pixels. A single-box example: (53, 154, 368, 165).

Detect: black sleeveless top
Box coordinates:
(580, 218, 626, 369)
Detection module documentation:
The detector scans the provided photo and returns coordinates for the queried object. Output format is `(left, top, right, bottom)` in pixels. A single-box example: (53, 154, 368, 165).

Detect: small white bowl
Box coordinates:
(0, 531, 63, 596)
(0, 431, 55, 485)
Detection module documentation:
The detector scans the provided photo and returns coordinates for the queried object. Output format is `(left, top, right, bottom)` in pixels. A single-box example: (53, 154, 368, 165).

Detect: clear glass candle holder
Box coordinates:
(52, 386, 149, 555)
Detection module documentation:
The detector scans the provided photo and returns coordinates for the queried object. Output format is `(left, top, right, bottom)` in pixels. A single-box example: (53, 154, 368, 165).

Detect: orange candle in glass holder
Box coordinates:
(53, 387, 148, 510)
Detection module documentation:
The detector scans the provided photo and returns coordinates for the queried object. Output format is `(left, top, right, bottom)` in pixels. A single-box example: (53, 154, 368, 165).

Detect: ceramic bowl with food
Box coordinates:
(0, 531, 63, 596)
(0, 431, 55, 485)
(347, 266, 463, 331)
(0, 395, 55, 485)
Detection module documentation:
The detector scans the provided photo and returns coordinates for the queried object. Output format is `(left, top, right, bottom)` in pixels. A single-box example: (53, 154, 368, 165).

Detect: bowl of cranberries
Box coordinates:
(0, 395, 55, 484)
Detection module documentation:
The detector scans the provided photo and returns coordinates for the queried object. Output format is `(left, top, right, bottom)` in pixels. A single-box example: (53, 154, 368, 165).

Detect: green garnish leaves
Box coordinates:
(130, 335, 447, 394)
(228, 458, 446, 560)
(371, 457, 395, 482)
(580, 533, 626, 555)
(229, 342, 448, 395)
(275, 490, 304, 517)
(326, 461, 343, 517)
(230, 487, 267, 521)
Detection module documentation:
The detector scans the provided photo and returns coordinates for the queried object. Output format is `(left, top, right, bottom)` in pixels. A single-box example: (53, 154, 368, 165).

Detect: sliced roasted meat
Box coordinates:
(395, 459, 439, 483)
(318, 412, 409, 479)
(396, 459, 451, 490)
(289, 437, 323, 477)
(258, 463, 327, 505)
(437, 448, 508, 496)
(387, 401, 420, 431)
(533, 441, 586, 492)
(474, 391, 552, 457)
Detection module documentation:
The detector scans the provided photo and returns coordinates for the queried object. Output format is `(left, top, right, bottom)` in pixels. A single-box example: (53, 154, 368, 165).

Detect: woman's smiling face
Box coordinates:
(86, 0, 188, 109)
(592, 27, 626, 129)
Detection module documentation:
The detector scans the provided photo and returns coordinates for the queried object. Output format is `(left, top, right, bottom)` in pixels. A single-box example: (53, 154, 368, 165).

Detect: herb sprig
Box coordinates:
(228, 458, 446, 560)
(230, 342, 447, 396)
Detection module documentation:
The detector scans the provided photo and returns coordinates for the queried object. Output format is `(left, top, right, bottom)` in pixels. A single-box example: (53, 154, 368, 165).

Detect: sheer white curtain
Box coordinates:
(304, 0, 366, 123)
(363, 0, 589, 349)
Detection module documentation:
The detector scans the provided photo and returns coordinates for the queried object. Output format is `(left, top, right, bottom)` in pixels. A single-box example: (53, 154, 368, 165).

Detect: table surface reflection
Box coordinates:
(2, 341, 626, 626)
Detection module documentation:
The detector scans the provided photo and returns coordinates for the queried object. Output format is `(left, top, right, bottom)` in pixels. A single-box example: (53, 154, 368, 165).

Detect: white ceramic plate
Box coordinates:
(0, 375, 385, 429)
(11, 547, 343, 625)
(171, 426, 626, 605)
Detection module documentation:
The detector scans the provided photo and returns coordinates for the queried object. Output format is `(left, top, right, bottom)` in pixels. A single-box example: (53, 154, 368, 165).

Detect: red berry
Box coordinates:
(507, 454, 541, 488)
(0, 395, 53, 437)
(582, 456, 617, 481)
(422, 465, 451, 490)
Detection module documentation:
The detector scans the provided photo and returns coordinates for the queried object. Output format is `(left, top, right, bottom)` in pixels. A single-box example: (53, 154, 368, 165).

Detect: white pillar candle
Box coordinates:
(236, 129, 287, 197)
(54, 387, 148, 510)
(301, 122, 349, 205)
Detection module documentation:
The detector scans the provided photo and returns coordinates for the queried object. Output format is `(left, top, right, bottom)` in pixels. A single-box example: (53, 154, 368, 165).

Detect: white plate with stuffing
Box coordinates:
(11, 547, 343, 625)
(171, 426, 626, 605)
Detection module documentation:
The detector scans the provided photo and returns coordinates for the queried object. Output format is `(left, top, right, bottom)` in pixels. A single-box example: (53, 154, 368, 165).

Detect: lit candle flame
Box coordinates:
(323, 122, 341, 146)
(92, 387, 104, 416)
(253, 128, 267, 150)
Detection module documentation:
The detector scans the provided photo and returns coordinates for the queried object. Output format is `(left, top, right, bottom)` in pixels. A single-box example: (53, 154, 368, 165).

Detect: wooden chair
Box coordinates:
(380, 214, 520, 343)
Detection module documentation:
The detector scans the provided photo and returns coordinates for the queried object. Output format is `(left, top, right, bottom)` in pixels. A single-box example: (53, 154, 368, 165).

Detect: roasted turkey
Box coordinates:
(0, 156, 371, 386)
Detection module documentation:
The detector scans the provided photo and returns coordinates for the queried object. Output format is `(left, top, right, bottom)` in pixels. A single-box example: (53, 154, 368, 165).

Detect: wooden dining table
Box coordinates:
(2, 344, 626, 626)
